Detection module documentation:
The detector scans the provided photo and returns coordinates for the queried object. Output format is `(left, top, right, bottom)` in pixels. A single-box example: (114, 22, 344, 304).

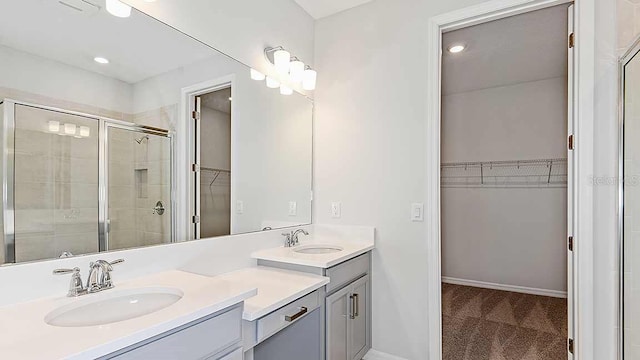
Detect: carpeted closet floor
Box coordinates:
(442, 283, 567, 360)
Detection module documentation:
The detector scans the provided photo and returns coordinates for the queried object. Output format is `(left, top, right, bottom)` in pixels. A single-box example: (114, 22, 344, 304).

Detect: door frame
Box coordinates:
(425, 0, 594, 358)
(179, 75, 236, 241)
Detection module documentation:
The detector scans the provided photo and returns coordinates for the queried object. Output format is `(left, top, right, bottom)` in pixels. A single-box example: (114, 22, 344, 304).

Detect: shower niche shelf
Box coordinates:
(441, 158, 568, 188)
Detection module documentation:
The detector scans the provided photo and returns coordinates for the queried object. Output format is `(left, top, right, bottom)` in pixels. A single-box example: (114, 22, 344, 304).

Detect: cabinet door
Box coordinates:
(349, 275, 369, 360)
(326, 286, 351, 360)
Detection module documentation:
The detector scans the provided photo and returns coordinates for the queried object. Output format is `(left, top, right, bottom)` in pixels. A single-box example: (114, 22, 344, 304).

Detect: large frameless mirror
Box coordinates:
(621, 37, 640, 359)
(0, 0, 313, 264)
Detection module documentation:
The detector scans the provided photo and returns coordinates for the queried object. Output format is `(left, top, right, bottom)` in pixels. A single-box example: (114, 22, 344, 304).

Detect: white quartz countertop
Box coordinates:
(215, 266, 330, 321)
(0, 270, 257, 360)
(251, 237, 375, 268)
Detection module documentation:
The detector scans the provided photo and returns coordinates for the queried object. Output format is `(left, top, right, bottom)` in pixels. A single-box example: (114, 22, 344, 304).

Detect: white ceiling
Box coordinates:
(0, 0, 221, 84)
(442, 5, 569, 95)
(294, 0, 374, 19)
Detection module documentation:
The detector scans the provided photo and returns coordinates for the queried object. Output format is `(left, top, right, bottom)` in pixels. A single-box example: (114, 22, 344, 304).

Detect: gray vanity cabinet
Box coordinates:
(257, 251, 372, 360)
(326, 275, 370, 360)
(100, 304, 243, 360)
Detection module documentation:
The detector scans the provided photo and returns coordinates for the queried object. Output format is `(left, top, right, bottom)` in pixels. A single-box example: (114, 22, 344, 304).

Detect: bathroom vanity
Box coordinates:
(253, 233, 374, 360)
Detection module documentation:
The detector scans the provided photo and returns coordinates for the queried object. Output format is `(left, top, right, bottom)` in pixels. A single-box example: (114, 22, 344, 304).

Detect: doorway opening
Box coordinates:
(439, 4, 572, 359)
(194, 87, 232, 239)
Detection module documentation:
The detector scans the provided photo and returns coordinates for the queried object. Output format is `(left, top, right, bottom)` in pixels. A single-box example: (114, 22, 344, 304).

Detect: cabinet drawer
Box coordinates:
(256, 290, 320, 342)
(110, 305, 242, 360)
(208, 347, 243, 360)
(326, 253, 370, 294)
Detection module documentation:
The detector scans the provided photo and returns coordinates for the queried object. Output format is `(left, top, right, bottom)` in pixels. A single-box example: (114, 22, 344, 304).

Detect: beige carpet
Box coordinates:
(442, 283, 567, 360)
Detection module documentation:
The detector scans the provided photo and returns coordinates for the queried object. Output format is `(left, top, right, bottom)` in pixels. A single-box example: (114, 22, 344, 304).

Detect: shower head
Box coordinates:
(135, 135, 149, 144)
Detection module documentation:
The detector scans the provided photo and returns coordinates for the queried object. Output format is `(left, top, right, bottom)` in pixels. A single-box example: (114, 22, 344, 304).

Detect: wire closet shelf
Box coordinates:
(441, 158, 567, 188)
(201, 167, 231, 187)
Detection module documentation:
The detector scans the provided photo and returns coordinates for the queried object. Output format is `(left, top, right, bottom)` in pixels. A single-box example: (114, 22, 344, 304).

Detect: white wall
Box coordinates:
(0, 45, 133, 115)
(123, 0, 315, 94)
(313, 0, 488, 358)
(441, 78, 568, 293)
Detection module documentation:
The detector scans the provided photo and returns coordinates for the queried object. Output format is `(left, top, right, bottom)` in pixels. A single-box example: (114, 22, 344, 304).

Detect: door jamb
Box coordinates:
(179, 75, 235, 242)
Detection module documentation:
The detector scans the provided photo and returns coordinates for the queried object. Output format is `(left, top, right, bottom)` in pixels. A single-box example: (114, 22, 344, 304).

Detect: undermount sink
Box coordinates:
(293, 245, 344, 254)
(45, 287, 183, 327)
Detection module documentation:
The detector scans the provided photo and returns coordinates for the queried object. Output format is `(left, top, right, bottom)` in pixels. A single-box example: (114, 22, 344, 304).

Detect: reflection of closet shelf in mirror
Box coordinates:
(201, 167, 231, 186)
(441, 158, 567, 188)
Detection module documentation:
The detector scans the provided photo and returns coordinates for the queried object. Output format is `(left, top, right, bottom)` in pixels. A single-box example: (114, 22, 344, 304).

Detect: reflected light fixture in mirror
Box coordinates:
(266, 77, 280, 89)
(106, 0, 132, 18)
(280, 85, 293, 95)
(48, 120, 60, 133)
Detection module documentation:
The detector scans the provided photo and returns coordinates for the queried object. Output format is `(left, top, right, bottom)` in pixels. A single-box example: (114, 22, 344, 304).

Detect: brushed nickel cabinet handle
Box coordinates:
(350, 295, 356, 319)
(285, 307, 308, 322)
(353, 293, 360, 318)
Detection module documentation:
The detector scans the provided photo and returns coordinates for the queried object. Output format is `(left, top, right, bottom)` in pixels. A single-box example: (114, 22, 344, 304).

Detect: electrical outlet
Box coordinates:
(331, 202, 342, 218)
(288, 201, 297, 216)
(236, 200, 244, 214)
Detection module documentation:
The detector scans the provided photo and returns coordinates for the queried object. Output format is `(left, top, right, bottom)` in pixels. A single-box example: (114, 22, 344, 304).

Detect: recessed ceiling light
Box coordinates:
(94, 57, 109, 64)
(448, 44, 466, 53)
(106, 0, 132, 18)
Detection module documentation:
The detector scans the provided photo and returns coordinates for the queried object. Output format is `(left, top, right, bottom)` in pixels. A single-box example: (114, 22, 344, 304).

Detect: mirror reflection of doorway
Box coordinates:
(193, 86, 232, 239)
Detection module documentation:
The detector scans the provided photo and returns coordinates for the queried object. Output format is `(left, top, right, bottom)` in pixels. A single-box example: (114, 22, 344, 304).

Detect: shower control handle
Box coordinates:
(153, 201, 165, 215)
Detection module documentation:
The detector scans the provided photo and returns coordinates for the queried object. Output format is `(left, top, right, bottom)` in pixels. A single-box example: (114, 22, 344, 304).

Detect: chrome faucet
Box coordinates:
(282, 229, 309, 247)
(54, 259, 124, 297)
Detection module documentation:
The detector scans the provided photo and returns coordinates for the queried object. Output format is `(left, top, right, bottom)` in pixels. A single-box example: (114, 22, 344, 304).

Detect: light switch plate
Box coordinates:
(331, 202, 342, 218)
(411, 203, 424, 222)
(288, 201, 297, 216)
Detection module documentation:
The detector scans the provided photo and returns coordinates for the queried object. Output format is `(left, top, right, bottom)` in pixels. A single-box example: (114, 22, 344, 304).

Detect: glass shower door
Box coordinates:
(13, 104, 99, 262)
(105, 125, 172, 251)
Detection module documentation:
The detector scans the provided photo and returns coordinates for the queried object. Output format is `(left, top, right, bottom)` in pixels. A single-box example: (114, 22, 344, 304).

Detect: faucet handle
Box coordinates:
(53, 267, 80, 275)
(53, 267, 86, 297)
(109, 259, 125, 266)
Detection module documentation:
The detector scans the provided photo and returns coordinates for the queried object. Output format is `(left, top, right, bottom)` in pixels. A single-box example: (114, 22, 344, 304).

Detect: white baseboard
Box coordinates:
(442, 276, 567, 298)
(363, 349, 409, 360)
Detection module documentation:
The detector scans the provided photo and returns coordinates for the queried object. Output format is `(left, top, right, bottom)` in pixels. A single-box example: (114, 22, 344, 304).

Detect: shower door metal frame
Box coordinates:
(101, 121, 175, 252)
(1, 99, 176, 263)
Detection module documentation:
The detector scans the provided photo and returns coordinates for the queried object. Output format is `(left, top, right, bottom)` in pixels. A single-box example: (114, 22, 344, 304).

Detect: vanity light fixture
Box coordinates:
(448, 44, 466, 53)
(250, 68, 266, 81)
(48, 120, 60, 133)
(280, 85, 293, 96)
(64, 123, 77, 136)
(302, 68, 317, 91)
(274, 49, 291, 75)
(106, 0, 132, 18)
(264, 46, 317, 91)
(266, 77, 280, 89)
(289, 60, 305, 83)
(94, 57, 109, 64)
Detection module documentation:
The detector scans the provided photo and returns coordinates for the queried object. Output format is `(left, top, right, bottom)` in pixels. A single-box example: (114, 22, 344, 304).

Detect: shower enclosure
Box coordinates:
(0, 100, 174, 264)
